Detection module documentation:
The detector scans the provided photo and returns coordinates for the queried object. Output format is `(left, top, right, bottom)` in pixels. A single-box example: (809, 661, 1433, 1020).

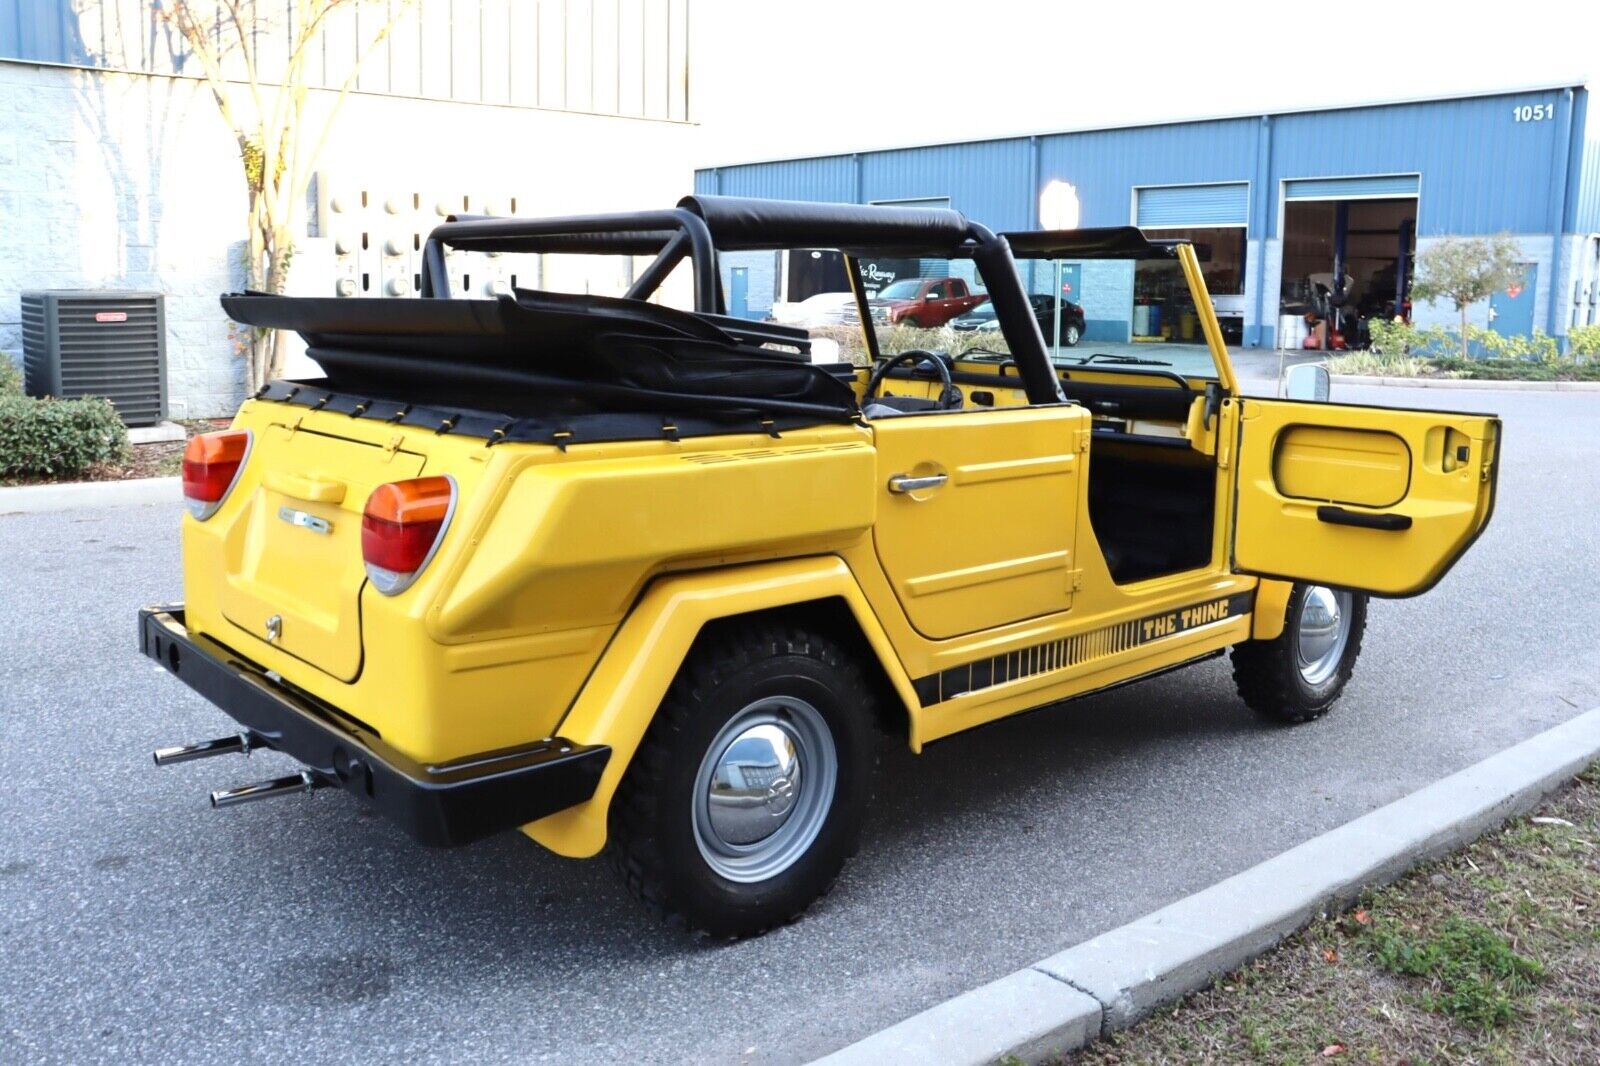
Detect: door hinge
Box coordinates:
(1067, 568, 1083, 592)
(382, 434, 404, 459)
(1076, 428, 1091, 453)
(1481, 462, 1493, 483)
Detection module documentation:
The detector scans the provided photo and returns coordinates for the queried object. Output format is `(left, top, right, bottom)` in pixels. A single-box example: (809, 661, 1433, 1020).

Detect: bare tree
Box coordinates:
(1410, 235, 1526, 361)
(158, 1, 411, 393)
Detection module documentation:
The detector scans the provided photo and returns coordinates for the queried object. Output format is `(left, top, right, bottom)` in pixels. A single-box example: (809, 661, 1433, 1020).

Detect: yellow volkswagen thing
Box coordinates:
(142, 197, 1499, 936)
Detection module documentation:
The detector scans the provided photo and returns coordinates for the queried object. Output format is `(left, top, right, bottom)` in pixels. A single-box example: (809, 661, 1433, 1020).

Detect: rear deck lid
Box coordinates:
(218, 423, 426, 681)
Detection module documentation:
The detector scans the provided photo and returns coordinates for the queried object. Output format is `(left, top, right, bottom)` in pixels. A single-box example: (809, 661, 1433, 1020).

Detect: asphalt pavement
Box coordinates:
(2, 380, 1596, 1064)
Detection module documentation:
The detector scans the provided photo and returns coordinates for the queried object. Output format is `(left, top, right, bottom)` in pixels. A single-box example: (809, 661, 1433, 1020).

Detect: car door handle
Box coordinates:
(888, 473, 948, 494)
(1316, 505, 1412, 531)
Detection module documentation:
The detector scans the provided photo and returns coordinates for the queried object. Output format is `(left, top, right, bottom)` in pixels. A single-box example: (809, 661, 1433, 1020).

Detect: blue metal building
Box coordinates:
(697, 85, 1600, 349)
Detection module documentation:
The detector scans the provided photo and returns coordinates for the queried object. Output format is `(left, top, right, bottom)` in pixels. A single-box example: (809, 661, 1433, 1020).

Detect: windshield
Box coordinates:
(862, 253, 1224, 380)
(875, 280, 923, 300)
(711, 245, 1224, 380)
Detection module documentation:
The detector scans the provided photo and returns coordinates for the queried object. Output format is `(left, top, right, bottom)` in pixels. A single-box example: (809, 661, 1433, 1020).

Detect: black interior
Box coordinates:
(1086, 443, 1216, 584)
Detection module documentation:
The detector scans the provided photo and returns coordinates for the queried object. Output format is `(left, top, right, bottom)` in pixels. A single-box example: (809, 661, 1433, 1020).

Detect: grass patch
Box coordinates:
(1363, 915, 1542, 1029)
(1064, 764, 1600, 1064)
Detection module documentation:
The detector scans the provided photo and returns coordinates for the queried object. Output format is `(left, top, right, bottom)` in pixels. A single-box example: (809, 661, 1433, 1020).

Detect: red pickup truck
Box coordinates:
(868, 276, 987, 327)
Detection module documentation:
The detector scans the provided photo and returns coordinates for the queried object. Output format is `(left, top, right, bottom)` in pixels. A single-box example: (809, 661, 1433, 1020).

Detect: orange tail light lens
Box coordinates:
(361, 476, 457, 594)
(181, 430, 252, 520)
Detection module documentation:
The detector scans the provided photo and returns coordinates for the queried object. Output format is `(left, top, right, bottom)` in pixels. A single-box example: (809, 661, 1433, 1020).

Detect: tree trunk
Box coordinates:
(1459, 303, 1470, 361)
(245, 206, 269, 396)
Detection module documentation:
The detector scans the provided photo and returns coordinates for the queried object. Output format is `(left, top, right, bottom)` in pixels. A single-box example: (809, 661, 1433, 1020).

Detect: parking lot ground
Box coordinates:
(2, 383, 1596, 1065)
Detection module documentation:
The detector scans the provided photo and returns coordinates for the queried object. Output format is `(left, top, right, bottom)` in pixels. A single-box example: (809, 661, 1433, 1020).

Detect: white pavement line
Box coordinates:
(812, 704, 1600, 1065)
(0, 476, 180, 514)
(1331, 374, 1600, 392)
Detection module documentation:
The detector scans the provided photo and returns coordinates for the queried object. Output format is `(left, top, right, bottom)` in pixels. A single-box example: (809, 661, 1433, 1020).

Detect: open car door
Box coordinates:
(1230, 398, 1500, 596)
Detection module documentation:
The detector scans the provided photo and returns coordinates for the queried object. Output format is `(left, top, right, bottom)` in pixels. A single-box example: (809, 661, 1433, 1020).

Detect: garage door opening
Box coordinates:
(1278, 190, 1416, 351)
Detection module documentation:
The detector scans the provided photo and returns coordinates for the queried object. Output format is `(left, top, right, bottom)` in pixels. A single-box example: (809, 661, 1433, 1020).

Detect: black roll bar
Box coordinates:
(418, 207, 719, 312)
(964, 222, 1063, 406)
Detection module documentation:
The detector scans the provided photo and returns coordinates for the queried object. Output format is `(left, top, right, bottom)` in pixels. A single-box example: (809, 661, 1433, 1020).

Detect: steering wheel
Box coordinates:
(863, 350, 963, 412)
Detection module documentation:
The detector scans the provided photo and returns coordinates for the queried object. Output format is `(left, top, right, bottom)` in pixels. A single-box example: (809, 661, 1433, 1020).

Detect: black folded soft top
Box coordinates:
(225, 195, 1076, 441)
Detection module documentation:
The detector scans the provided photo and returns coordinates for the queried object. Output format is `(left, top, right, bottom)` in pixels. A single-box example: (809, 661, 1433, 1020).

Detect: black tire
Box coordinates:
(608, 620, 876, 937)
(1231, 583, 1367, 724)
(1063, 322, 1082, 347)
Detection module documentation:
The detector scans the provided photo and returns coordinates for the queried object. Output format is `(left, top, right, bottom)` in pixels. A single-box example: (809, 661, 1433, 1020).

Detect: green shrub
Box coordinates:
(0, 393, 131, 481)
(0, 355, 22, 397)
(1327, 350, 1433, 377)
(1568, 324, 1600, 359)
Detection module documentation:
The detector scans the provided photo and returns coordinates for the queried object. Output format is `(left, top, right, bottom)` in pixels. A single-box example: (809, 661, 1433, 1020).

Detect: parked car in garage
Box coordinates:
(953, 293, 1085, 347)
(868, 276, 986, 327)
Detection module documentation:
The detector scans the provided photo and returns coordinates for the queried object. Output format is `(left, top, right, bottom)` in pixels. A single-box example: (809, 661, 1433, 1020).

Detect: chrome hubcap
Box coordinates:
(692, 696, 836, 884)
(1295, 586, 1353, 686)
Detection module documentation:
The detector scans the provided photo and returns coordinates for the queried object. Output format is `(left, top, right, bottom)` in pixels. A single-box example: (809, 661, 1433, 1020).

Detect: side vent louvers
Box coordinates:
(20, 291, 167, 426)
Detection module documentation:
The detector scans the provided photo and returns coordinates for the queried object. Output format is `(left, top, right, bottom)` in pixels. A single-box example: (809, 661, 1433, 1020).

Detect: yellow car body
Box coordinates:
(143, 196, 1499, 932)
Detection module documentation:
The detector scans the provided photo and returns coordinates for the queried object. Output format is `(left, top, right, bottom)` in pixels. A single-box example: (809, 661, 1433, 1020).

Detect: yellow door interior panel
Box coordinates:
(1233, 399, 1499, 596)
(1272, 424, 1411, 507)
(870, 406, 1087, 638)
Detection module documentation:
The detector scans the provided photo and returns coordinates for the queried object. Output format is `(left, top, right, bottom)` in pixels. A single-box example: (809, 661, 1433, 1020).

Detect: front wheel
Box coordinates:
(608, 621, 876, 937)
(1231, 584, 1367, 724)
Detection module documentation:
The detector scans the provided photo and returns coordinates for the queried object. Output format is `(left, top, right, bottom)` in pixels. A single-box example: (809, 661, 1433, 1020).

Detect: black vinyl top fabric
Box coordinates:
(678, 195, 972, 254)
(1002, 226, 1185, 260)
(226, 289, 862, 443)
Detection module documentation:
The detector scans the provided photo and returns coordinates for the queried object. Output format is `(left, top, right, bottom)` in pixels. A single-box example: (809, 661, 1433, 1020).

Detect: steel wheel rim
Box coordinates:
(1295, 586, 1353, 686)
(691, 696, 837, 884)
(1065, 323, 1081, 345)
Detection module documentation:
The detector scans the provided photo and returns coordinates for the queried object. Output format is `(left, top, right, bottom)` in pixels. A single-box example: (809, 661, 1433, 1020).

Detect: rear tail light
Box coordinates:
(182, 430, 252, 520)
(361, 476, 457, 595)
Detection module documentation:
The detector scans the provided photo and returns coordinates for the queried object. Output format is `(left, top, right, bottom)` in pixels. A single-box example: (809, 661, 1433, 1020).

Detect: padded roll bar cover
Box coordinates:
(677, 194, 971, 253)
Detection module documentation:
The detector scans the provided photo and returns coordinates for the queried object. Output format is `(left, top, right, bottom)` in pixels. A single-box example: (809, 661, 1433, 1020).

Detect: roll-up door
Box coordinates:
(1136, 183, 1249, 228)
(1284, 175, 1420, 200)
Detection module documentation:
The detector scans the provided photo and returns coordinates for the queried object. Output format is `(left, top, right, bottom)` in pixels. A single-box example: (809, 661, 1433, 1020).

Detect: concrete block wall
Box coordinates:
(0, 62, 242, 415)
(0, 60, 695, 417)
(1408, 234, 1554, 336)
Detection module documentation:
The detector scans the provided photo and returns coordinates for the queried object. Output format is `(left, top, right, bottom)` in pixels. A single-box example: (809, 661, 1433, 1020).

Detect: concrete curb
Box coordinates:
(1330, 374, 1600, 391)
(0, 476, 179, 515)
(814, 705, 1600, 1065)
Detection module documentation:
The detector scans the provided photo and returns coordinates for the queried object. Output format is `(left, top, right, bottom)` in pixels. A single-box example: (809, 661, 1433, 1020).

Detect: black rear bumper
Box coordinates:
(139, 605, 609, 846)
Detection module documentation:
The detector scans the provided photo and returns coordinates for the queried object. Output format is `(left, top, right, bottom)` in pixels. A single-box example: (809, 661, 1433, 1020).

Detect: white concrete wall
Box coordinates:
(0, 60, 696, 416)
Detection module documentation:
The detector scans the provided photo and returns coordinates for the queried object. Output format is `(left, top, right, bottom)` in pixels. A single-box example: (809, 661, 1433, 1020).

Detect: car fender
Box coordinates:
(1251, 578, 1295, 640)
(521, 555, 917, 859)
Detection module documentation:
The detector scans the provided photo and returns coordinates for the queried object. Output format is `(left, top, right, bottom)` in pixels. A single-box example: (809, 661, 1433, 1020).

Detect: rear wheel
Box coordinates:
(608, 621, 876, 937)
(1063, 322, 1082, 347)
(1232, 583, 1367, 723)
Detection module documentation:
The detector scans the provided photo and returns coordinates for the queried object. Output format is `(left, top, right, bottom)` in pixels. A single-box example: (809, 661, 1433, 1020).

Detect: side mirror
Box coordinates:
(1284, 363, 1331, 402)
